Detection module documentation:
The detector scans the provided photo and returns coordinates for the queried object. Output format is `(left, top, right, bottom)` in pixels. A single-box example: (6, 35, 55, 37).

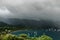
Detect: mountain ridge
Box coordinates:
(0, 18, 58, 29)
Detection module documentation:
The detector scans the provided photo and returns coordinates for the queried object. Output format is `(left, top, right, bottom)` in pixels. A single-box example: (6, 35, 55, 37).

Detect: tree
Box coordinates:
(38, 34, 53, 40)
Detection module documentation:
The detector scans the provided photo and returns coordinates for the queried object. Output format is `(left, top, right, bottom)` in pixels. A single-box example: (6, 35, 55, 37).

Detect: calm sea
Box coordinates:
(11, 30, 60, 40)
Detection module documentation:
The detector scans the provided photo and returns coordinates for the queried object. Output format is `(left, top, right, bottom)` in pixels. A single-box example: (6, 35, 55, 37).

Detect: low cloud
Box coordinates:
(0, 0, 59, 20)
(0, 0, 60, 28)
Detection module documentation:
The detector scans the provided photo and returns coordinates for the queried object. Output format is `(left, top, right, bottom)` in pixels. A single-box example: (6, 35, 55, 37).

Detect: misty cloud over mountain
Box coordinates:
(0, 0, 60, 28)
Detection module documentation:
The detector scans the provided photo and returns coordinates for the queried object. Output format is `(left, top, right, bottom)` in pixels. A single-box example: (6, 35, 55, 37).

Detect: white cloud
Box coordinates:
(0, 7, 13, 18)
(0, 0, 60, 21)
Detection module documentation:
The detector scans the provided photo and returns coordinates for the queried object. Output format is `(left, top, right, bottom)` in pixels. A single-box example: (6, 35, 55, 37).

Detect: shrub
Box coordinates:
(19, 34, 29, 38)
(38, 34, 53, 40)
(0, 33, 53, 40)
(2, 34, 17, 40)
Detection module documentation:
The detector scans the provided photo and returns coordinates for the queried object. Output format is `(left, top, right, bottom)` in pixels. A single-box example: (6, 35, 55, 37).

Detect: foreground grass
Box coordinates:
(0, 33, 53, 40)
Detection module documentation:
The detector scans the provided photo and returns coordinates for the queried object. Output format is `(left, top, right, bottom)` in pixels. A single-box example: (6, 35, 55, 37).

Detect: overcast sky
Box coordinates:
(0, 0, 60, 22)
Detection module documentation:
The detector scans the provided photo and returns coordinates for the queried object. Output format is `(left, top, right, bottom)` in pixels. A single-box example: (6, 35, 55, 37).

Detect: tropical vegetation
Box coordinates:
(0, 33, 53, 40)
